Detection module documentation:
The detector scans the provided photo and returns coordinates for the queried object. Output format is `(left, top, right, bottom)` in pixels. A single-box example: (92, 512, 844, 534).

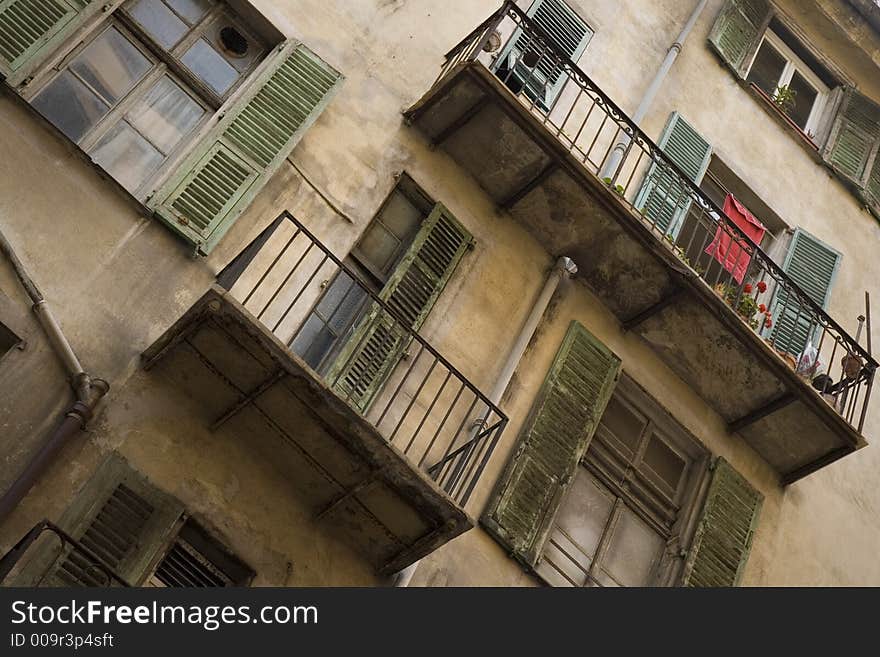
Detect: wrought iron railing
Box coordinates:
(217, 211, 508, 507)
(434, 1, 877, 432)
(0, 520, 130, 587)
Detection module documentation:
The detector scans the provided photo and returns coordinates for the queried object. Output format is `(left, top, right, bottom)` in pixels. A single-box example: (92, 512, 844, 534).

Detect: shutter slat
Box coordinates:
(151, 41, 342, 254)
(328, 204, 472, 413)
(708, 0, 772, 74)
(683, 459, 763, 587)
(0, 0, 89, 79)
(636, 113, 712, 235)
(483, 321, 621, 566)
(824, 88, 880, 186)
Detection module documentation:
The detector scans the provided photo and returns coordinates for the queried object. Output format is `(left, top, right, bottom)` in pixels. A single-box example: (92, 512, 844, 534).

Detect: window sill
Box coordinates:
(745, 82, 821, 160)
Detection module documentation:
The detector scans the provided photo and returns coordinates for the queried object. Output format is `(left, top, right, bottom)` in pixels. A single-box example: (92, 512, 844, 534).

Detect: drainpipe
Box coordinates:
(0, 228, 109, 522)
(393, 255, 578, 587)
(600, 0, 710, 180)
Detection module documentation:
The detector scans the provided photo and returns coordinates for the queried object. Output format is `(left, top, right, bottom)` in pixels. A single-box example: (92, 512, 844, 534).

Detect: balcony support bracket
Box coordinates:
(431, 96, 490, 147)
(315, 471, 381, 522)
(728, 393, 797, 434)
(499, 162, 559, 210)
(210, 369, 286, 431)
(622, 287, 684, 331)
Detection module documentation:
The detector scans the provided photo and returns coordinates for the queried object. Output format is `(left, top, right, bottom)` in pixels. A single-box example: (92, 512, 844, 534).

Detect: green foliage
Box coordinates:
(773, 85, 797, 114)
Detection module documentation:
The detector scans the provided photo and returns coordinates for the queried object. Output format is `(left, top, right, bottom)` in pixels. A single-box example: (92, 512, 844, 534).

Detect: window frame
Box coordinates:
(534, 375, 710, 588)
(21, 0, 270, 201)
(745, 29, 830, 138)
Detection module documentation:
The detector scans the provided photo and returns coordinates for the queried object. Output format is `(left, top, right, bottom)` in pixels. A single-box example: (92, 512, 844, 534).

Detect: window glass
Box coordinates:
(597, 507, 666, 587)
(165, 0, 213, 25)
(126, 76, 205, 154)
(746, 40, 786, 98)
(128, 0, 189, 48)
(182, 38, 239, 95)
(70, 27, 152, 105)
(641, 433, 686, 494)
(356, 190, 423, 278)
(786, 70, 818, 131)
(90, 122, 164, 192)
(599, 395, 644, 458)
(32, 71, 110, 141)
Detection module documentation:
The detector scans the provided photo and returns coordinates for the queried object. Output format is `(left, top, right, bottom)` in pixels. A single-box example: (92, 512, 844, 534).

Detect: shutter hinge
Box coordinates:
(102, 4, 113, 12)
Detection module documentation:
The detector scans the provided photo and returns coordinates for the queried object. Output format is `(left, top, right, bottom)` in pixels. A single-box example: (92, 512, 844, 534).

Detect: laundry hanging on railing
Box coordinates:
(705, 194, 767, 284)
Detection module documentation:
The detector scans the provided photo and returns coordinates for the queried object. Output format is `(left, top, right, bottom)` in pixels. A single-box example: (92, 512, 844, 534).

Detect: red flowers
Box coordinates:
(765, 317, 773, 329)
(743, 283, 753, 294)
(759, 303, 767, 313)
(757, 281, 767, 293)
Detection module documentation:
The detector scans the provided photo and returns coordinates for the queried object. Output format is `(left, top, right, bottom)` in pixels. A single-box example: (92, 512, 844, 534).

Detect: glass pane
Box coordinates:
(90, 121, 164, 192)
(553, 470, 615, 561)
(600, 506, 666, 587)
(786, 70, 819, 131)
(315, 274, 368, 332)
(165, 0, 213, 25)
(32, 71, 110, 142)
(182, 38, 239, 95)
(206, 20, 262, 74)
(357, 223, 400, 275)
(746, 40, 786, 98)
(70, 27, 152, 105)
(379, 190, 422, 241)
(127, 76, 205, 154)
(641, 434, 686, 493)
(128, 0, 188, 49)
(291, 315, 335, 371)
(598, 396, 645, 459)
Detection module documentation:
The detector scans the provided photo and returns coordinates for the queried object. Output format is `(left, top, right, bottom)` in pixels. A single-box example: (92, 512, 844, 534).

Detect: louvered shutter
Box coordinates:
(482, 321, 621, 567)
(0, 0, 116, 86)
(770, 229, 840, 356)
(865, 154, 880, 218)
(635, 113, 712, 237)
(36, 455, 183, 587)
(708, 0, 773, 75)
(148, 40, 342, 255)
(683, 458, 762, 587)
(328, 204, 472, 413)
(496, 0, 592, 109)
(822, 88, 880, 188)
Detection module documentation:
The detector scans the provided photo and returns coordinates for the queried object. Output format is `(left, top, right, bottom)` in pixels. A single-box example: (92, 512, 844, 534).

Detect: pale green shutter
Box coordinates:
(29, 455, 183, 586)
(865, 154, 880, 219)
(823, 88, 880, 188)
(483, 321, 621, 566)
(149, 40, 342, 255)
(683, 458, 762, 587)
(708, 0, 773, 75)
(328, 203, 472, 413)
(635, 113, 712, 237)
(0, 0, 114, 86)
(495, 0, 592, 109)
(771, 229, 841, 356)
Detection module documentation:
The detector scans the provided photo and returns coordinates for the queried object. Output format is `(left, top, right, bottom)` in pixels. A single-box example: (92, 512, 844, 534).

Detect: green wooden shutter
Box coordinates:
(495, 0, 592, 109)
(635, 113, 712, 237)
(822, 88, 880, 188)
(770, 228, 841, 356)
(328, 203, 472, 413)
(25, 455, 183, 587)
(683, 458, 762, 587)
(149, 40, 342, 255)
(0, 0, 114, 86)
(708, 0, 773, 75)
(865, 153, 880, 219)
(482, 321, 621, 567)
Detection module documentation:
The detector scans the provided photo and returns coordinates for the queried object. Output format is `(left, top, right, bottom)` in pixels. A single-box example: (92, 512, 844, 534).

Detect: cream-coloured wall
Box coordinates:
(1, 0, 879, 586)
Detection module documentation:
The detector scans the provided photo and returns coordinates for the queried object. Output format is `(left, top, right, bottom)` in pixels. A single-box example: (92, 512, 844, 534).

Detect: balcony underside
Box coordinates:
(406, 63, 865, 483)
(141, 286, 471, 575)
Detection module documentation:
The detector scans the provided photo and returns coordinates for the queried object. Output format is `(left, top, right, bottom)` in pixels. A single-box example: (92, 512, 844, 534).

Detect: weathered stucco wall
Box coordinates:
(1, 0, 879, 586)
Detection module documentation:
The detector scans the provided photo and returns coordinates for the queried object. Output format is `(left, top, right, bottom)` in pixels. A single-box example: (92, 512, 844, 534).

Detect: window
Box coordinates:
(535, 380, 708, 587)
(746, 28, 830, 137)
(484, 324, 763, 587)
(1, 0, 342, 254)
(17, 455, 252, 587)
(148, 519, 253, 587)
(27, 0, 265, 198)
(493, 0, 592, 110)
(291, 175, 432, 373)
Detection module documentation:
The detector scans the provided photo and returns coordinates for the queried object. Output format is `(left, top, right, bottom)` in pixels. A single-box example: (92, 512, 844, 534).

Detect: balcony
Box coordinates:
(405, 2, 876, 483)
(141, 213, 507, 574)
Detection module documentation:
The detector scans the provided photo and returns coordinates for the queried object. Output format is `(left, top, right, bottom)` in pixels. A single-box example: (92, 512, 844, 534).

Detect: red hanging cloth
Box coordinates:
(705, 194, 767, 284)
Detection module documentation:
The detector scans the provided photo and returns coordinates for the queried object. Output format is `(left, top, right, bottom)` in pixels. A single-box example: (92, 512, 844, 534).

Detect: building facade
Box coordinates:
(0, 0, 879, 587)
